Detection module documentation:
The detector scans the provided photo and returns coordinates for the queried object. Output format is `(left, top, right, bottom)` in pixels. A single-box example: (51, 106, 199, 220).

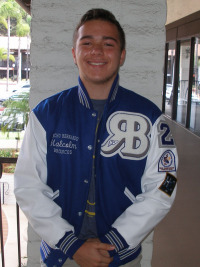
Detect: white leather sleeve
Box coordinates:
(14, 112, 74, 247)
(112, 115, 178, 249)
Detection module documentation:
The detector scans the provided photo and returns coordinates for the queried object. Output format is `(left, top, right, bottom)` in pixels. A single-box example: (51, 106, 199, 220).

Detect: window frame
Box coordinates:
(163, 11, 200, 136)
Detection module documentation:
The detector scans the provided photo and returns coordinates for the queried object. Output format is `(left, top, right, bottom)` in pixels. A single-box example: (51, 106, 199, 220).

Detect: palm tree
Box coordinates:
(0, 15, 7, 29)
(1, 92, 30, 135)
(0, 47, 15, 62)
(0, 0, 22, 91)
(25, 14, 31, 80)
(16, 18, 30, 83)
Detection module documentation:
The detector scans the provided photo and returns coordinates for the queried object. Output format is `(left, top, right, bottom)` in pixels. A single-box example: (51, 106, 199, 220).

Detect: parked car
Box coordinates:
(12, 82, 30, 93)
(10, 82, 30, 101)
(9, 91, 29, 101)
(0, 82, 30, 105)
(0, 105, 5, 116)
(0, 91, 13, 104)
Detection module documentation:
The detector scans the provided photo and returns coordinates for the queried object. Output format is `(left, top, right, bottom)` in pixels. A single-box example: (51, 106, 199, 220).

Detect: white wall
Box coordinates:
(30, 0, 166, 110)
(28, 0, 167, 266)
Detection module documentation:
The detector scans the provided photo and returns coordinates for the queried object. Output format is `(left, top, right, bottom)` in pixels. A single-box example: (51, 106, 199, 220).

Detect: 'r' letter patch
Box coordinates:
(159, 173, 177, 196)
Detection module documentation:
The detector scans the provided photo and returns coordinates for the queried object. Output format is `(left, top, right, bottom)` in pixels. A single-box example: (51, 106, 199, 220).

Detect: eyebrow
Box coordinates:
(80, 35, 118, 43)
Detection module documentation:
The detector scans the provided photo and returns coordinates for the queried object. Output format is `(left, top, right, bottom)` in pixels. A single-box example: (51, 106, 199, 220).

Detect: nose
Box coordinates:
(91, 43, 103, 55)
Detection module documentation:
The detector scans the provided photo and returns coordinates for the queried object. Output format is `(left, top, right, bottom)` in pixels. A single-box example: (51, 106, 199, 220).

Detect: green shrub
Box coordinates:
(0, 149, 18, 173)
(0, 149, 12, 158)
(3, 164, 16, 173)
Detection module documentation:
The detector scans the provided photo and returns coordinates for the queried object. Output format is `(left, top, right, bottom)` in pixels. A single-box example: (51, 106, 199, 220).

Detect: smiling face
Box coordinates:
(72, 20, 126, 98)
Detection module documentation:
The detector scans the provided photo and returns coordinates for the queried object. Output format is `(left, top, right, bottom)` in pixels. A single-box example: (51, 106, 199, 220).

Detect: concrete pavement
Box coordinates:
(1, 174, 28, 267)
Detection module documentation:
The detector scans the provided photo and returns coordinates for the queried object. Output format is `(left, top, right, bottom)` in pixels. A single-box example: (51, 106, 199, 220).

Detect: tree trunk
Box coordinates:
(26, 35, 29, 81)
(17, 37, 21, 84)
(6, 16, 10, 91)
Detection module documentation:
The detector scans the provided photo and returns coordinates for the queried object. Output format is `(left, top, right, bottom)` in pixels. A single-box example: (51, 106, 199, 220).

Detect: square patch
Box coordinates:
(159, 173, 177, 196)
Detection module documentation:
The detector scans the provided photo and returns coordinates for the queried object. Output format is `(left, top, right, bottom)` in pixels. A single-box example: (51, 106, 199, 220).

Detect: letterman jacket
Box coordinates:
(14, 75, 178, 266)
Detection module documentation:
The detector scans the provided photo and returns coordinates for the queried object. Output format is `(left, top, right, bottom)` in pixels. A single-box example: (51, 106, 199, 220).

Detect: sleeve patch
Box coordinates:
(158, 150, 176, 172)
(157, 121, 175, 148)
(159, 173, 177, 196)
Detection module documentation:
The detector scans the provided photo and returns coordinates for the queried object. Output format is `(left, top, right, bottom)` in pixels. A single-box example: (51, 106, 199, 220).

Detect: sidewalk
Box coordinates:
(0, 81, 18, 92)
(0, 138, 22, 149)
(0, 173, 28, 267)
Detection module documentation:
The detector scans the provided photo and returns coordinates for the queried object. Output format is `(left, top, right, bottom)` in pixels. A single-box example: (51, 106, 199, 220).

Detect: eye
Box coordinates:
(104, 43, 114, 47)
(82, 42, 91, 45)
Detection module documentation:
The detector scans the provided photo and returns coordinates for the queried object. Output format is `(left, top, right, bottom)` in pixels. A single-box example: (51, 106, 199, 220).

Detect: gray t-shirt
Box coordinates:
(78, 99, 106, 240)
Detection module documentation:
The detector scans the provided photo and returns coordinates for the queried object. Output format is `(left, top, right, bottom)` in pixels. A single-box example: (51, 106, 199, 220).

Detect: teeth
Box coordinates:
(90, 62, 105, 66)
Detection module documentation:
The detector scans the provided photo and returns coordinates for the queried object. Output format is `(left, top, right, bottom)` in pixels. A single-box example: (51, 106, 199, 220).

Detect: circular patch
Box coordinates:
(158, 150, 176, 172)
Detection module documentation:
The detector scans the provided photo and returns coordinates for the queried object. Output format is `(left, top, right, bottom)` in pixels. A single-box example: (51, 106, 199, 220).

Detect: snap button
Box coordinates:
(78, 212, 83, 216)
(84, 179, 89, 184)
(92, 112, 96, 117)
(88, 145, 92, 150)
(58, 258, 63, 263)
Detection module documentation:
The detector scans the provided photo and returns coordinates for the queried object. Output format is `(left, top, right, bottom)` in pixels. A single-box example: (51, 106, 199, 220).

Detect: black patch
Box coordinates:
(159, 173, 177, 196)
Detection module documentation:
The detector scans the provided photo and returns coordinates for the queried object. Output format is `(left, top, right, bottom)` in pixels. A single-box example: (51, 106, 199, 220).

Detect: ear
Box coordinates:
(72, 47, 77, 65)
(120, 49, 126, 66)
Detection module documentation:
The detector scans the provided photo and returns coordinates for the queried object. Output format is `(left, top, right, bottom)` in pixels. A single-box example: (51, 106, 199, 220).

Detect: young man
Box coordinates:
(14, 8, 178, 267)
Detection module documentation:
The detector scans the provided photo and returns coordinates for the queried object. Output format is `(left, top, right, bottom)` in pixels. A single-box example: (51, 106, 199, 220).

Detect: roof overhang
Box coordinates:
(15, 0, 31, 15)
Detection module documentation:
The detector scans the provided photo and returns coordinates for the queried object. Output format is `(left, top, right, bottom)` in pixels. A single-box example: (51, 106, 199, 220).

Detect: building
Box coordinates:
(0, 36, 31, 80)
(163, 0, 200, 136)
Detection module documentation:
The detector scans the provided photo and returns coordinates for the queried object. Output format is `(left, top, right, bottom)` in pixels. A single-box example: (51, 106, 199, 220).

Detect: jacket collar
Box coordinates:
(78, 75, 119, 109)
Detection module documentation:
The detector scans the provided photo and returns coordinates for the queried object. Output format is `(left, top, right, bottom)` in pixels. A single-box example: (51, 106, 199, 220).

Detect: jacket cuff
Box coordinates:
(99, 228, 129, 257)
(57, 231, 85, 259)
(40, 240, 68, 266)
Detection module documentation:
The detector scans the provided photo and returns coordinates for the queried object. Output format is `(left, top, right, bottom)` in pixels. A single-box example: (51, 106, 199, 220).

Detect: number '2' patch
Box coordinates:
(159, 173, 177, 196)
(157, 121, 175, 148)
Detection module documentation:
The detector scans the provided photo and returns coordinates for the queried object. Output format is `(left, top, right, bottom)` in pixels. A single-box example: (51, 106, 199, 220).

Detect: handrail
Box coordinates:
(0, 182, 5, 267)
(0, 157, 18, 164)
(0, 157, 21, 267)
(0, 182, 9, 204)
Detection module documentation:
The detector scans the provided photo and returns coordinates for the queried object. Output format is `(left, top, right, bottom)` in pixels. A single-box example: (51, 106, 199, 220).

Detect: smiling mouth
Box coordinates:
(88, 62, 106, 66)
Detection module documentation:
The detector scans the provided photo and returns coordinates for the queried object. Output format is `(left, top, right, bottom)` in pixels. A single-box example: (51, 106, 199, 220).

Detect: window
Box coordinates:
(165, 42, 176, 118)
(189, 37, 200, 136)
(176, 40, 191, 126)
(163, 11, 200, 137)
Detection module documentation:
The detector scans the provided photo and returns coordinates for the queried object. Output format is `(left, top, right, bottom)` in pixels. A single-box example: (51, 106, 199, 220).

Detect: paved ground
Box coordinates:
(0, 173, 28, 267)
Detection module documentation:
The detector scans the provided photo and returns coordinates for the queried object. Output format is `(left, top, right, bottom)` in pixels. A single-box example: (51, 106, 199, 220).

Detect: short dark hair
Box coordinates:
(73, 8, 126, 51)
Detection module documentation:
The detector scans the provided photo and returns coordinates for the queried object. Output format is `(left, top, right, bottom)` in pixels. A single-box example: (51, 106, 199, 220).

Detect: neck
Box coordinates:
(78, 75, 119, 100)
(85, 81, 113, 100)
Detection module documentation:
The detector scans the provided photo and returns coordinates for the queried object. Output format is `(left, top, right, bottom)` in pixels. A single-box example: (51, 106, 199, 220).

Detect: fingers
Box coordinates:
(73, 240, 115, 267)
(99, 249, 112, 258)
(86, 238, 115, 252)
(95, 242, 115, 251)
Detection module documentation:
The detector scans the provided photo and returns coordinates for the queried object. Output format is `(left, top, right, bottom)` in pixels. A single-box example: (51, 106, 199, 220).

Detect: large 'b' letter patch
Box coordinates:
(101, 112, 152, 160)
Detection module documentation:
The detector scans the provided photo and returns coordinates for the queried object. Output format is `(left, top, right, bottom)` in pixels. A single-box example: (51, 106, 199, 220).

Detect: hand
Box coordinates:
(73, 238, 115, 267)
(87, 239, 111, 258)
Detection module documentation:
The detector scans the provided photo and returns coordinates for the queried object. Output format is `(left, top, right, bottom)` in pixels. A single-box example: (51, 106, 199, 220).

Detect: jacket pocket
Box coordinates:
(124, 187, 136, 204)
